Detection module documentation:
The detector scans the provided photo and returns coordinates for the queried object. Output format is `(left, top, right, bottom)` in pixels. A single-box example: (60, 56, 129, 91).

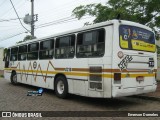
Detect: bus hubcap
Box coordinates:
(57, 80, 64, 94)
(13, 75, 17, 83)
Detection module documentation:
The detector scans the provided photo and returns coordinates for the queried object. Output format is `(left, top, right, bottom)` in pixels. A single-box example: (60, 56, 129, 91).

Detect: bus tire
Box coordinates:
(55, 76, 68, 99)
(10, 72, 18, 85)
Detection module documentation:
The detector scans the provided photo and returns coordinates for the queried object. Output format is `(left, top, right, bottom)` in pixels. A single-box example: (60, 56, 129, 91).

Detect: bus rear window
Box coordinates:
(119, 25, 155, 52)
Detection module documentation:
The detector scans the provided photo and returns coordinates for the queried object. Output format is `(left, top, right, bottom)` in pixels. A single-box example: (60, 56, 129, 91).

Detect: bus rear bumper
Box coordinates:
(112, 84, 157, 97)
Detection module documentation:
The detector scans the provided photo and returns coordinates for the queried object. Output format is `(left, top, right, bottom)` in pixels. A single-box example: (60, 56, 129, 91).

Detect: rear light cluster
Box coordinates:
(136, 76, 144, 81)
(114, 73, 121, 84)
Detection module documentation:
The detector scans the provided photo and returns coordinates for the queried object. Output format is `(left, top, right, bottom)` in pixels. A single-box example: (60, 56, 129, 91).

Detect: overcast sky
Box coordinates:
(0, 0, 107, 48)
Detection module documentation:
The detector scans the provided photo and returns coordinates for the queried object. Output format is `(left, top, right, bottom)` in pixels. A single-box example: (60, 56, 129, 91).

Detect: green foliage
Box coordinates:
(23, 35, 32, 41)
(16, 35, 37, 44)
(0, 75, 4, 78)
(72, 0, 160, 39)
(3, 48, 7, 56)
(157, 45, 160, 54)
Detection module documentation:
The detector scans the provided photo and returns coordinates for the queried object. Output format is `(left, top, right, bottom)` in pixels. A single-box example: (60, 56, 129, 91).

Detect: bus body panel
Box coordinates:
(3, 20, 157, 98)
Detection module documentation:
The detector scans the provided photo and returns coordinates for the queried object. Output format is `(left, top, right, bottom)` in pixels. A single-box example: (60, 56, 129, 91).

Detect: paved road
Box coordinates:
(0, 78, 160, 120)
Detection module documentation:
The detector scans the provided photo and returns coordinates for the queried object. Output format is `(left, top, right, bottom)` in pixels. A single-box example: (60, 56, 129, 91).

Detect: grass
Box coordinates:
(0, 75, 4, 78)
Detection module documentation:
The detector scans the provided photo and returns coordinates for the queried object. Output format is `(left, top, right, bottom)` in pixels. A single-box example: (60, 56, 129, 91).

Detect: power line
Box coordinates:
(0, 31, 27, 42)
(9, 0, 30, 33)
(35, 16, 92, 29)
(0, 27, 23, 32)
(0, 18, 22, 22)
(0, 0, 24, 18)
(36, 16, 74, 27)
(0, 25, 19, 27)
(0, 16, 93, 43)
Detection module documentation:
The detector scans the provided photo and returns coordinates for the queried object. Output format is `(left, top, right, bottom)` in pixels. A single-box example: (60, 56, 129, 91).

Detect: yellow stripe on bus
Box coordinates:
(4, 68, 155, 78)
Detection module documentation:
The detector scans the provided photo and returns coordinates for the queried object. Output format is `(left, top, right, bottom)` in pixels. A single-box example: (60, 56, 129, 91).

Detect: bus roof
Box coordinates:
(8, 19, 153, 48)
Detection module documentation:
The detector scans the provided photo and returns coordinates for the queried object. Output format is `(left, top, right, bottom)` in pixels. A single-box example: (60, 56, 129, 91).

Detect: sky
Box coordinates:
(0, 0, 107, 48)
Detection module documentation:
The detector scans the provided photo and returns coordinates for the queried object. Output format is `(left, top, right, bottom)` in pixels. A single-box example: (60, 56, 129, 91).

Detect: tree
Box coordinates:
(23, 35, 33, 41)
(72, 0, 160, 39)
(16, 35, 37, 44)
(3, 48, 8, 56)
(157, 45, 160, 54)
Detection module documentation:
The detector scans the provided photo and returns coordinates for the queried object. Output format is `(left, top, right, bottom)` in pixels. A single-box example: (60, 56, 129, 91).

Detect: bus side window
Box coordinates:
(18, 45, 27, 61)
(76, 29, 105, 58)
(55, 35, 75, 59)
(10, 47, 18, 61)
(39, 39, 54, 59)
(27, 42, 39, 60)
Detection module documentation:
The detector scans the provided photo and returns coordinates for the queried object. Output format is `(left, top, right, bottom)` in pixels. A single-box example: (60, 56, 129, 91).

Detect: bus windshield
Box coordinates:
(119, 25, 155, 52)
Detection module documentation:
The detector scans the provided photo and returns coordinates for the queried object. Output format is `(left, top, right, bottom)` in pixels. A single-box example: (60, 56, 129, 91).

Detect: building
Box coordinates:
(0, 47, 4, 71)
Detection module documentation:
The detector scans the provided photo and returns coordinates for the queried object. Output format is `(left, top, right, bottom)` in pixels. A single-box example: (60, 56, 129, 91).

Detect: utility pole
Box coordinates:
(31, 0, 34, 39)
(23, 0, 38, 39)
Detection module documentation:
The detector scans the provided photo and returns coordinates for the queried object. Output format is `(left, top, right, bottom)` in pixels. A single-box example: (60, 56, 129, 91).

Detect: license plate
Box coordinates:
(136, 76, 144, 81)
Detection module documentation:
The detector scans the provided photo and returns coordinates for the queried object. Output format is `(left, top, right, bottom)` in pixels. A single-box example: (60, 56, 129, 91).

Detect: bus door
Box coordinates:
(85, 29, 105, 97)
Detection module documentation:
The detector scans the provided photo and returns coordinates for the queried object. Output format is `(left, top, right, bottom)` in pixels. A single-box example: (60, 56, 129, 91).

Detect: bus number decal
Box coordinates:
(118, 55, 133, 71)
(64, 67, 72, 72)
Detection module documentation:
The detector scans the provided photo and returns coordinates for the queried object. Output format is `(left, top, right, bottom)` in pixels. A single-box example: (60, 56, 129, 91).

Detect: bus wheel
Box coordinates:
(55, 76, 68, 99)
(11, 72, 18, 85)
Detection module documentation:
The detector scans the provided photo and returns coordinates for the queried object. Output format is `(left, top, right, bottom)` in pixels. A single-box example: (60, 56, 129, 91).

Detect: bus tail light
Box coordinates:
(114, 73, 121, 84)
(136, 76, 144, 81)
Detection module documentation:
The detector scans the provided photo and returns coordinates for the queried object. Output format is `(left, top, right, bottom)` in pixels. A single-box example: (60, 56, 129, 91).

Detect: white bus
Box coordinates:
(4, 20, 157, 98)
